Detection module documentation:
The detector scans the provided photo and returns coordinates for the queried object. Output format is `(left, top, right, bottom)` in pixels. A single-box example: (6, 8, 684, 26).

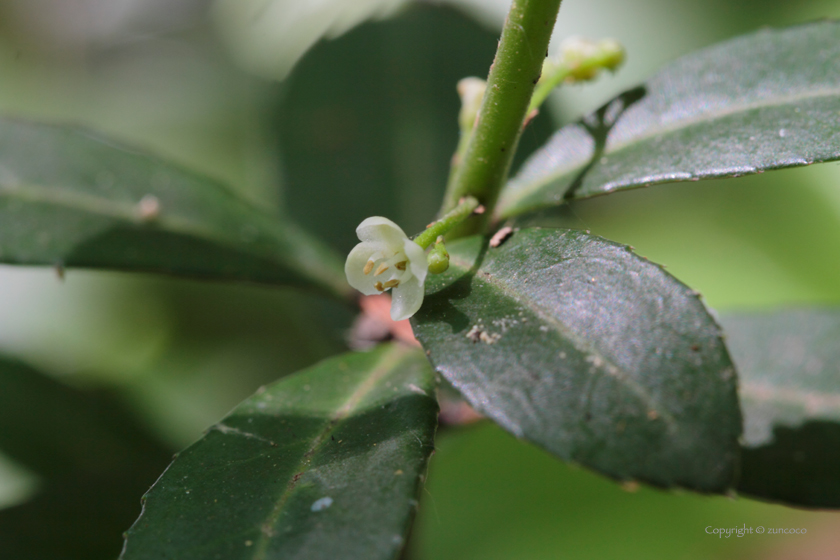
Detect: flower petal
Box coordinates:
(389, 275, 424, 321)
(356, 216, 409, 248)
(345, 242, 382, 295)
(402, 239, 428, 285)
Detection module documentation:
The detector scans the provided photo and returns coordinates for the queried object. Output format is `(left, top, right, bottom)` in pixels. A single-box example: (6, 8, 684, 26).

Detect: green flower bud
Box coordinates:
(457, 77, 487, 132)
(557, 36, 626, 82)
(598, 39, 625, 72)
(427, 237, 450, 274)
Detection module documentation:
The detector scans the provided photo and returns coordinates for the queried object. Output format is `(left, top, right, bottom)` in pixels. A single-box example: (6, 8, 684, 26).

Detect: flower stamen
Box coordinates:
(395, 261, 407, 271)
(374, 262, 389, 276)
(374, 281, 385, 292)
(363, 260, 375, 275)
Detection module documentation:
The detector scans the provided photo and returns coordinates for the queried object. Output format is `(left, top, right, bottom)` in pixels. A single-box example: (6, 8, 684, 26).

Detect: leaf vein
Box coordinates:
(505, 88, 840, 210)
(446, 253, 678, 430)
(251, 344, 411, 559)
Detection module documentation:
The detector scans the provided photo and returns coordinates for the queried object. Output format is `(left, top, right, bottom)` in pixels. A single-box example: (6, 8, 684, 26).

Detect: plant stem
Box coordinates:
(440, 0, 564, 237)
(414, 196, 479, 249)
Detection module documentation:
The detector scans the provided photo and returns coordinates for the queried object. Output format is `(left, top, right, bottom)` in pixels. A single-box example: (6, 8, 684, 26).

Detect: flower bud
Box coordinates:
(457, 77, 487, 132)
(427, 238, 450, 274)
(555, 36, 625, 82)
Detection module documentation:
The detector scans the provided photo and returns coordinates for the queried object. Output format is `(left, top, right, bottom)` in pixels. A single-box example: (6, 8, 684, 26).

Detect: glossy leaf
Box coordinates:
(497, 21, 840, 218)
(411, 228, 741, 492)
(0, 357, 173, 560)
(721, 308, 840, 508)
(0, 118, 351, 300)
(120, 343, 438, 560)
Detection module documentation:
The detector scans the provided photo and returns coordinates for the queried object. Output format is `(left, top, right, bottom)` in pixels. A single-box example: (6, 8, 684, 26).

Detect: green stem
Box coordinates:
(528, 70, 574, 114)
(414, 196, 479, 249)
(446, 128, 473, 190)
(440, 0, 564, 237)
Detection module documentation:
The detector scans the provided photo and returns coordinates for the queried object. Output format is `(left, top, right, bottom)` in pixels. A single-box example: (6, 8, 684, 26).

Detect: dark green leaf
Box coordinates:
(275, 3, 553, 254)
(721, 308, 840, 508)
(120, 343, 438, 560)
(0, 118, 351, 300)
(497, 21, 840, 218)
(0, 357, 174, 560)
(412, 228, 741, 492)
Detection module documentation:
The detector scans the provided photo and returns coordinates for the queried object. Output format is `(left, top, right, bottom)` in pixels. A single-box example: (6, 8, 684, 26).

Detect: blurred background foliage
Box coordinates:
(0, 0, 839, 558)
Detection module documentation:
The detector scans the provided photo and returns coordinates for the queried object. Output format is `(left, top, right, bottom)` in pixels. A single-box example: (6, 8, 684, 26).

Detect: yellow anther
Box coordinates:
(374, 263, 389, 276)
(383, 279, 400, 289)
(395, 261, 407, 271)
(374, 281, 385, 292)
(363, 260, 375, 275)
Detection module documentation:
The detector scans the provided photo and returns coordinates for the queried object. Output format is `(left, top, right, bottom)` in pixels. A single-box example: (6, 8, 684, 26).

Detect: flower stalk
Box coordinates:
(413, 195, 479, 249)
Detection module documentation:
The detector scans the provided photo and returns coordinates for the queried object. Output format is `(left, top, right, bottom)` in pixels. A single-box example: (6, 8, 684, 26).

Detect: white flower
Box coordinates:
(345, 217, 428, 321)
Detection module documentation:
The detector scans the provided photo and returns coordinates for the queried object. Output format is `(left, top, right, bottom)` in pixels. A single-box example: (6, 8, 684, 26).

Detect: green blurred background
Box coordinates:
(0, 0, 839, 558)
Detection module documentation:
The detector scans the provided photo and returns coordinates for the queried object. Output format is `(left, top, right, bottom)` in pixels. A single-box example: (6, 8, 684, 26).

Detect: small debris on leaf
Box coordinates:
(137, 194, 161, 221)
(310, 496, 333, 512)
(466, 325, 501, 344)
(490, 226, 515, 248)
(621, 481, 640, 493)
(407, 383, 427, 396)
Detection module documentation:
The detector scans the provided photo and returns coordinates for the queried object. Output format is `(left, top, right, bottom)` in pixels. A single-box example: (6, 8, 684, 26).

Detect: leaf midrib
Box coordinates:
(0, 182, 266, 247)
(0, 180, 352, 299)
(251, 344, 411, 560)
(500, 87, 840, 214)
(445, 249, 678, 430)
